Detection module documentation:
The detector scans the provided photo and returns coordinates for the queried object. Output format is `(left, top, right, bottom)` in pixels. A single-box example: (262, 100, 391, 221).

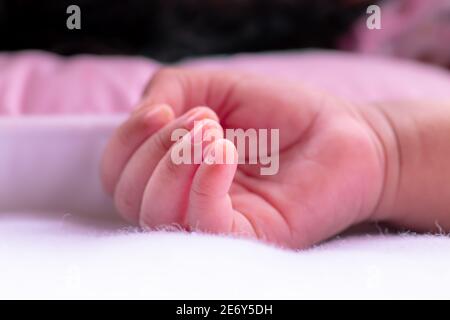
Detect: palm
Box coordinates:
(226, 112, 382, 247)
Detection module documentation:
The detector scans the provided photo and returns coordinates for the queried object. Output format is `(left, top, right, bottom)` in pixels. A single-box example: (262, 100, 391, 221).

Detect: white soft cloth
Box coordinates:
(1, 117, 450, 299)
(2, 219, 450, 300)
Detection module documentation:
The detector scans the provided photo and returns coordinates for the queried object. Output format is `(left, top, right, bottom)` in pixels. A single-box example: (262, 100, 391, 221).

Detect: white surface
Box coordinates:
(2, 218, 450, 299)
(1, 116, 450, 299)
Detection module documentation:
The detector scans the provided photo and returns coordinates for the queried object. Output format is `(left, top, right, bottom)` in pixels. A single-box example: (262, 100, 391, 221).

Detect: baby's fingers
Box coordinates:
(187, 139, 255, 237)
(139, 119, 223, 228)
(115, 107, 219, 223)
(101, 104, 174, 195)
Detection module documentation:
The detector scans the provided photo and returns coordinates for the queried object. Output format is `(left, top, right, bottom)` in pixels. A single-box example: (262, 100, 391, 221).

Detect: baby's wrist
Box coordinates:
(356, 101, 402, 222)
(364, 100, 450, 230)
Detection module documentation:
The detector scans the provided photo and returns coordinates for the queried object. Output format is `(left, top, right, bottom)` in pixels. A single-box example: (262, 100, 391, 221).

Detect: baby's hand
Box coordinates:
(101, 68, 386, 248)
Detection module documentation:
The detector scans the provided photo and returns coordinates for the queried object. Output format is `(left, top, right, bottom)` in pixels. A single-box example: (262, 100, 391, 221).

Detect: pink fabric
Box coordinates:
(342, 0, 450, 67)
(0, 51, 159, 115)
(1, 50, 450, 116)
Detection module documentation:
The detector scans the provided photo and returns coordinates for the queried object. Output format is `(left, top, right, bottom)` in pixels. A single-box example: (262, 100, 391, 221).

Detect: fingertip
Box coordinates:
(203, 138, 238, 167)
(194, 138, 238, 199)
(183, 106, 220, 130)
(187, 139, 238, 233)
(194, 106, 220, 123)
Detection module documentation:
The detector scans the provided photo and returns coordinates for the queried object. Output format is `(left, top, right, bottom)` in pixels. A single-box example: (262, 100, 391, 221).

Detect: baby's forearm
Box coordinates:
(366, 100, 450, 231)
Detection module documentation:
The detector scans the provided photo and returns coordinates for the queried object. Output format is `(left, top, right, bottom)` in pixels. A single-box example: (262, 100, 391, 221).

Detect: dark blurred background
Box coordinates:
(0, 0, 374, 62)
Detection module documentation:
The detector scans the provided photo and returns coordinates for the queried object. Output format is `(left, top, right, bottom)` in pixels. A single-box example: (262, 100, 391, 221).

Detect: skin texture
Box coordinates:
(101, 68, 450, 249)
(364, 101, 450, 232)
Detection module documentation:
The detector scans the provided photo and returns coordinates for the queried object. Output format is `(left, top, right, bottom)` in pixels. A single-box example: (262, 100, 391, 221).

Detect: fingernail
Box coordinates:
(177, 120, 208, 147)
(184, 112, 204, 130)
(184, 108, 217, 130)
(193, 119, 223, 145)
